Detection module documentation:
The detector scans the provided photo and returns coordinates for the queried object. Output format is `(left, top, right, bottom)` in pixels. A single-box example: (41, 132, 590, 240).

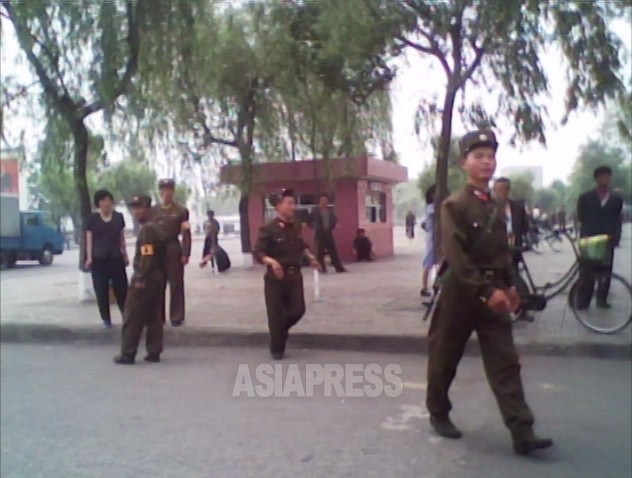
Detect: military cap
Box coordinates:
(126, 195, 152, 208)
(158, 178, 176, 189)
(269, 188, 296, 207)
(459, 129, 498, 156)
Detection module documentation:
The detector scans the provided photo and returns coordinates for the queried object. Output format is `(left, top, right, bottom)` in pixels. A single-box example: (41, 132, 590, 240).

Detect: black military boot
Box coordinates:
(430, 415, 462, 439)
(144, 354, 161, 363)
(113, 354, 135, 365)
(513, 436, 554, 455)
(271, 351, 285, 360)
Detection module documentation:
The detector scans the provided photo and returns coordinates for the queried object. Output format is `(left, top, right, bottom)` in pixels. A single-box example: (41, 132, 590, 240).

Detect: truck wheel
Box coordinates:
(39, 247, 54, 266)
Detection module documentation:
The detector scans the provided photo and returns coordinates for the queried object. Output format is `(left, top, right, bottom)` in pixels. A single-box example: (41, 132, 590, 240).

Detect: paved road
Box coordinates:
(1, 344, 630, 478)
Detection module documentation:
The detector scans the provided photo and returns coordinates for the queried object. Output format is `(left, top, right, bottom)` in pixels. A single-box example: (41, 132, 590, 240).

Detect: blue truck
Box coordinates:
(0, 202, 65, 270)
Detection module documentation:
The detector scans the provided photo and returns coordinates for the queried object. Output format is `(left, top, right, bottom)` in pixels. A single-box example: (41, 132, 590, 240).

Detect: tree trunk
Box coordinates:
(238, 193, 251, 253)
(433, 86, 458, 255)
(72, 120, 92, 271)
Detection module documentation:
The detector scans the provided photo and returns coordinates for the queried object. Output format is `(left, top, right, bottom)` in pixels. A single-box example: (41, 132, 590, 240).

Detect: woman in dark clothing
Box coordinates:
(85, 189, 129, 327)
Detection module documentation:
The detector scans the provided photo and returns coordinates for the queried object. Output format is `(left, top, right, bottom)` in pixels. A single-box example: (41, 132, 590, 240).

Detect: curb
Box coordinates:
(1, 324, 630, 360)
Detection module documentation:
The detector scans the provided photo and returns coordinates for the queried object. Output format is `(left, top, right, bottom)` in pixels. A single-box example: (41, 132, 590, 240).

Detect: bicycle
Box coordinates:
(515, 232, 631, 334)
(524, 227, 564, 254)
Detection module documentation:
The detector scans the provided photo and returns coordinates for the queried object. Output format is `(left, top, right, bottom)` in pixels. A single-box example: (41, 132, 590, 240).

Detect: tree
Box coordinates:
(507, 172, 535, 204)
(396, 0, 627, 248)
(98, 160, 156, 207)
(417, 137, 466, 195)
(533, 188, 561, 214)
(132, 1, 403, 254)
(2, 0, 146, 271)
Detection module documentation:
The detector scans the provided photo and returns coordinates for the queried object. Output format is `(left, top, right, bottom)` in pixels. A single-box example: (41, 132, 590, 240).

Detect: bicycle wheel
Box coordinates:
(546, 234, 563, 252)
(568, 272, 632, 334)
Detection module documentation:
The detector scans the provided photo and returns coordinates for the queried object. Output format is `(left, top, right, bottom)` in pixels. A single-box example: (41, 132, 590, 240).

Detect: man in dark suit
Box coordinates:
(493, 177, 532, 321)
(307, 193, 347, 273)
(576, 166, 623, 309)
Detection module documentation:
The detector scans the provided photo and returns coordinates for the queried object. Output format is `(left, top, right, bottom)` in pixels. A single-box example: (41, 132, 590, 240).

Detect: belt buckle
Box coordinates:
(484, 270, 494, 281)
(287, 266, 297, 275)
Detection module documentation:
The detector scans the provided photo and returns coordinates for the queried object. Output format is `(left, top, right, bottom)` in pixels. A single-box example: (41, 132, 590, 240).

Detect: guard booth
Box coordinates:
(220, 156, 408, 262)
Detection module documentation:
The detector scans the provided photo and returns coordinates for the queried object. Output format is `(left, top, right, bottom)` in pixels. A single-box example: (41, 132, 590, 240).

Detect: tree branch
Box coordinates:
(458, 40, 487, 88)
(82, 0, 141, 117)
(2, 0, 77, 120)
(398, 31, 452, 77)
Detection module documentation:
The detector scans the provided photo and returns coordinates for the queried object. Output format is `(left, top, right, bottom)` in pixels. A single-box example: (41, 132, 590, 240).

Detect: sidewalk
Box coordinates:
(2, 227, 631, 359)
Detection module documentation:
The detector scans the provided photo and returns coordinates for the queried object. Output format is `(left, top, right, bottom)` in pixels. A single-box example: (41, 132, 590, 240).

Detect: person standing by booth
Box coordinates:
(253, 189, 320, 359)
(152, 179, 191, 326)
(308, 193, 347, 273)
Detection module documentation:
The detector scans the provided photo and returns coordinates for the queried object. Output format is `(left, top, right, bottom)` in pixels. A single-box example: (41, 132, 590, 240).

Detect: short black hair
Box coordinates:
(93, 189, 114, 208)
(269, 188, 296, 207)
(593, 166, 612, 178)
(425, 184, 437, 205)
(494, 177, 511, 187)
(207, 210, 215, 216)
(319, 193, 330, 200)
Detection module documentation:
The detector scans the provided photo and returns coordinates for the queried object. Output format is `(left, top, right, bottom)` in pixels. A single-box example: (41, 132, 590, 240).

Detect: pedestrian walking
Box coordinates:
(307, 193, 347, 273)
(253, 189, 320, 359)
(152, 179, 191, 326)
(114, 195, 167, 365)
(200, 210, 220, 270)
(426, 129, 553, 456)
(575, 166, 623, 309)
(405, 210, 416, 239)
(85, 189, 129, 328)
(420, 185, 439, 297)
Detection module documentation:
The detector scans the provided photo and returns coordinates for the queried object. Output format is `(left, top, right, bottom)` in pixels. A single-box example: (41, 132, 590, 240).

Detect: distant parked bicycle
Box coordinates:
(524, 227, 564, 254)
(514, 232, 631, 334)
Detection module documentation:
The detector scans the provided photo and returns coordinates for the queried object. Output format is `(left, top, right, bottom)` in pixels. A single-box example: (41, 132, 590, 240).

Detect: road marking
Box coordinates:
(537, 383, 560, 391)
(403, 381, 427, 390)
(380, 404, 429, 431)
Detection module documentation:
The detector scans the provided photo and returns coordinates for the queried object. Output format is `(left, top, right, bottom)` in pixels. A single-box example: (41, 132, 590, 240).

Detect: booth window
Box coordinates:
(366, 191, 387, 223)
(264, 193, 333, 224)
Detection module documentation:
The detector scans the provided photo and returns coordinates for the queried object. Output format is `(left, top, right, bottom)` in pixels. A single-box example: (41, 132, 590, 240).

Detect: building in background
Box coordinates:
(500, 165, 544, 189)
(220, 156, 407, 261)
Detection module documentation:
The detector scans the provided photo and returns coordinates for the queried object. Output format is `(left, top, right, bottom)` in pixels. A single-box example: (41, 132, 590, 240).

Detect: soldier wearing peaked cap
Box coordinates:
(152, 178, 191, 326)
(425, 129, 553, 456)
(114, 196, 167, 365)
(253, 189, 320, 360)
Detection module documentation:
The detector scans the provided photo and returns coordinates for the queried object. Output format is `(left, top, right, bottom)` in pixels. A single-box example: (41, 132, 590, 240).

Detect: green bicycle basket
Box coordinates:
(578, 235, 610, 262)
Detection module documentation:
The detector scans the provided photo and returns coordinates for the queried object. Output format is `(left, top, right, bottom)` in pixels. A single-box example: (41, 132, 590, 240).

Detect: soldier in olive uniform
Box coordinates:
(152, 179, 191, 326)
(253, 189, 320, 359)
(426, 130, 553, 456)
(114, 196, 166, 364)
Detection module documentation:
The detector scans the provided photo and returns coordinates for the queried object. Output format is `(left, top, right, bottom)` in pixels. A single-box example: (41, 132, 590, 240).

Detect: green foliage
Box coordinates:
(98, 160, 156, 205)
(507, 172, 535, 203)
(396, 0, 627, 219)
(417, 137, 466, 195)
(533, 188, 562, 213)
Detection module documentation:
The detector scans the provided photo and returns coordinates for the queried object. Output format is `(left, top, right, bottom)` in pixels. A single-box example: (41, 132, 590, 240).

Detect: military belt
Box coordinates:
(284, 265, 300, 275)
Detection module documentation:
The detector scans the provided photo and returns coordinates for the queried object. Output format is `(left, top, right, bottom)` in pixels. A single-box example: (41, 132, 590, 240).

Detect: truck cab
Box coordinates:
(0, 212, 65, 269)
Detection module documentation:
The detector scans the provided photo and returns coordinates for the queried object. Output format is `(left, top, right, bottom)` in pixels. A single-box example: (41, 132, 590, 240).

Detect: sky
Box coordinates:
(1, 12, 630, 188)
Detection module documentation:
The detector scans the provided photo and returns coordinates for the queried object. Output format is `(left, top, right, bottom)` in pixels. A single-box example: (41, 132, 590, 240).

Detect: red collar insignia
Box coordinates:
(473, 189, 490, 202)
